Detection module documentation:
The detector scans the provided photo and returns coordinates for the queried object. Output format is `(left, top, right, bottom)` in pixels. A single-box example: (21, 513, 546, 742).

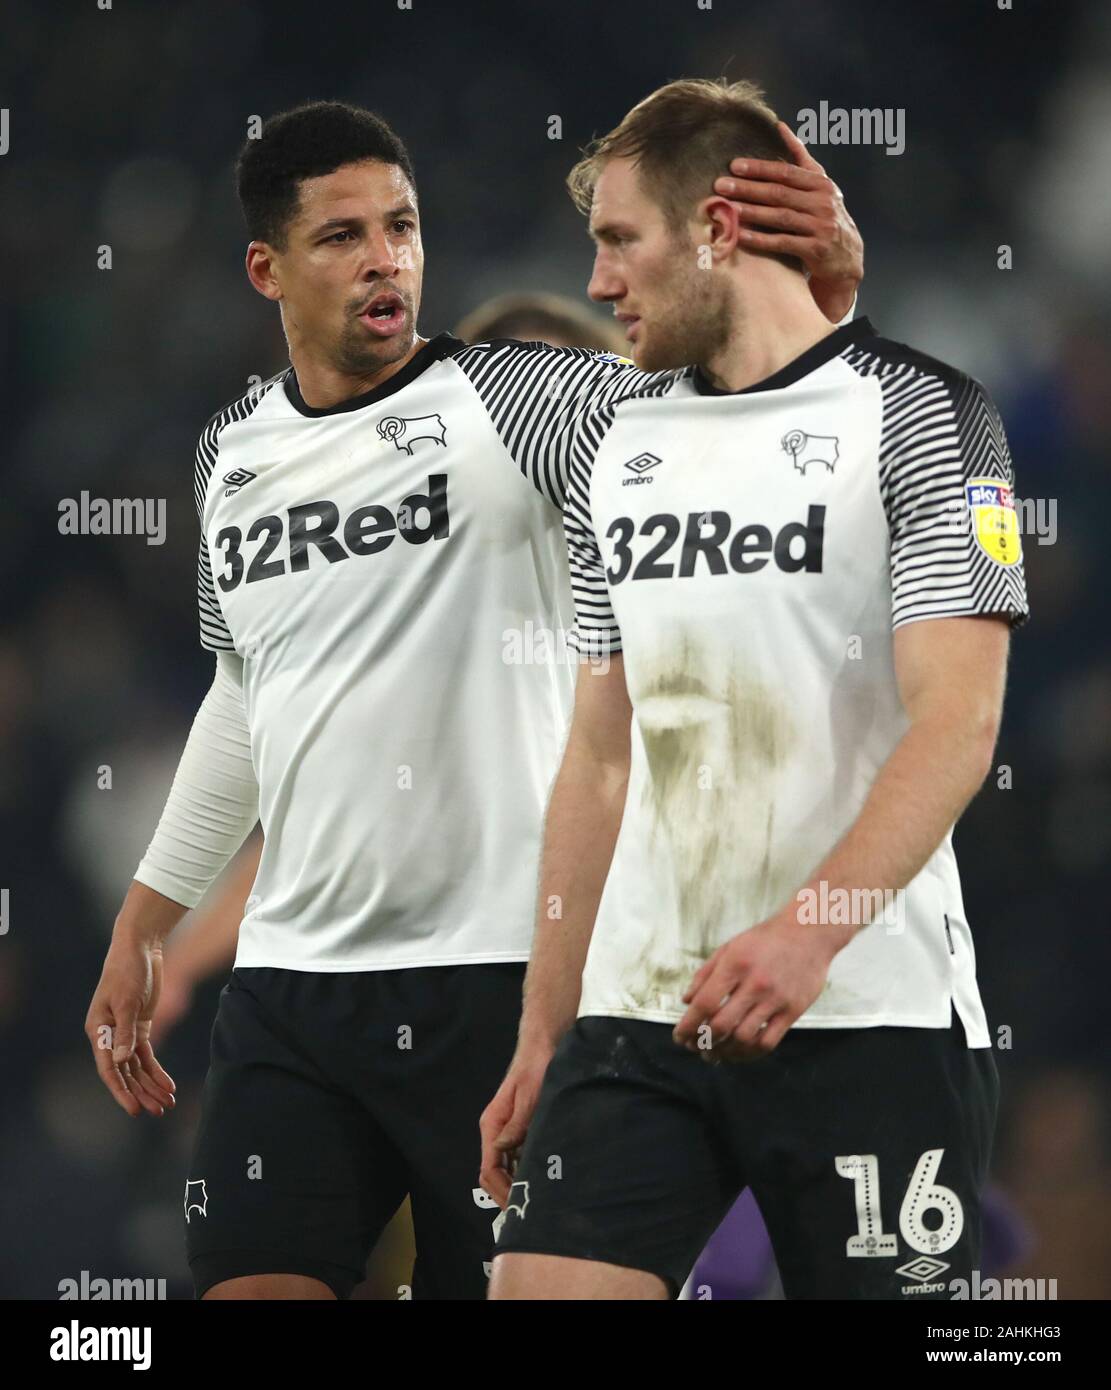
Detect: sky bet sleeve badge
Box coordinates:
(965, 477, 1022, 566)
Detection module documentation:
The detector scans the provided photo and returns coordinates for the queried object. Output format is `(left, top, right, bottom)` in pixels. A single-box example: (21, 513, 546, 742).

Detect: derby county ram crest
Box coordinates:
(377, 413, 447, 455)
(184, 1179, 208, 1223)
(782, 429, 839, 475)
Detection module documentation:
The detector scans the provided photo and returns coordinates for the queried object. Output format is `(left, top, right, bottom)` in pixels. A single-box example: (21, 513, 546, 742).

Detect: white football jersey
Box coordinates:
(192, 334, 673, 971)
(565, 320, 1028, 1045)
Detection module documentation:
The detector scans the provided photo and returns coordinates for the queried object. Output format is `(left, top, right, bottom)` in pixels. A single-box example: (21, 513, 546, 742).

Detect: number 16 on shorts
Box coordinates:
(836, 1149, 964, 1257)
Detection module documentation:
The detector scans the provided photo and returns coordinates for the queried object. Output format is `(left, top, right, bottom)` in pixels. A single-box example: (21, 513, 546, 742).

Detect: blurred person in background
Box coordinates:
(455, 292, 628, 353)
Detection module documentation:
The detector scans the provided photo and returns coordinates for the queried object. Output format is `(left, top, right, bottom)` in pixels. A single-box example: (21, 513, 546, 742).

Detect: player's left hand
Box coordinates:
(672, 912, 839, 1062)
(478, 1043, 553, 1207)
(715, 121, 863, 324)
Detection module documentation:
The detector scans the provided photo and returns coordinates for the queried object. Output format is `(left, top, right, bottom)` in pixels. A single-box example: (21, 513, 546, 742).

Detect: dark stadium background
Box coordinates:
(1, 0, 1108, 1299)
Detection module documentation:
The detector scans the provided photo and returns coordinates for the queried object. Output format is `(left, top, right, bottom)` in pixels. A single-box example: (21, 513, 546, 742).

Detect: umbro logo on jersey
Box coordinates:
(606, 505, 825, 584)
(223, 468, 257, 497)
(623, 451, 662, 486)
(377, 413, 447, 455)
(213, 476, 449, 592)
(782, 429, 839, 475)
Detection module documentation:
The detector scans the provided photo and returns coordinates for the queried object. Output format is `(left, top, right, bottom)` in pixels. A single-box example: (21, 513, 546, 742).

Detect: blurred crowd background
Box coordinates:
(1, 0, 1108, 1299)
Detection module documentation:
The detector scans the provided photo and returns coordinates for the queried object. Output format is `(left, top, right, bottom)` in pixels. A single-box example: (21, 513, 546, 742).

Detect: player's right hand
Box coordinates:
(85, 934, 177, 1118)
(478, 1046, 552, 1207)
(714, 121, 863, 325)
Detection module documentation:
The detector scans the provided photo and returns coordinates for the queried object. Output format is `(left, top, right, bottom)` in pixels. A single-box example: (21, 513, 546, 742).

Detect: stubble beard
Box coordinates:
(637, 252, 734, 374)
(333, 287, 417, 377)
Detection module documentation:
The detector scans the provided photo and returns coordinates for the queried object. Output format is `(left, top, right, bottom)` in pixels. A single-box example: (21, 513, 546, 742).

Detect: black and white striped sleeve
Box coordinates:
(849, 351, 1029, 630)
(193, 379, 281, 652)
(564, 404, 623, 656)
(451, 340, 673, 510)
(193, 412, 236, 653)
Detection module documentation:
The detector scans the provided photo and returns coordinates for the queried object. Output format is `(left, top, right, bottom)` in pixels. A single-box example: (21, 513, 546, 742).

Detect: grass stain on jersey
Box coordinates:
(630, 640, 796, 1013)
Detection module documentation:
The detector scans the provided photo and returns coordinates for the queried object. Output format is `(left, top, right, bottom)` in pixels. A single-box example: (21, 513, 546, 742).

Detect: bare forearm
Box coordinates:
(164, 836, 260, 979)
(797, 710, 996, 951)
(113, 880, 190, 948)
(519, 750, 628, 1051)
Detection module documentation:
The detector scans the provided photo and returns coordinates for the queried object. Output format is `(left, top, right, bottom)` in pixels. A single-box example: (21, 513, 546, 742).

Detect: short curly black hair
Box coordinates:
(236, 101, 417, 248)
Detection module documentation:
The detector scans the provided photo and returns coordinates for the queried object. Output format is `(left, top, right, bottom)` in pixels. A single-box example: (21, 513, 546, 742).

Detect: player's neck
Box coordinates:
(289, 336, 429, 410)
(699, 278, 837, 395)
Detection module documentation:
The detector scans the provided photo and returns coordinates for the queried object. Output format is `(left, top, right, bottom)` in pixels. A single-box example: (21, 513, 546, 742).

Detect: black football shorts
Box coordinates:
(494, 1010, 998, 1299)
(184, 963, 523, 1299)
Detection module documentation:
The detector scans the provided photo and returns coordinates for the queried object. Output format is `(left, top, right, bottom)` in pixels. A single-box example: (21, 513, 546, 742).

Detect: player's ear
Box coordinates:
(245, 242, 283, 302)
(696, 196, 742, 262)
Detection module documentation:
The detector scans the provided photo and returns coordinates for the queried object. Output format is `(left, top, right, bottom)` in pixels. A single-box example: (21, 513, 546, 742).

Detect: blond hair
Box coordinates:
(567, 77, 802, 270)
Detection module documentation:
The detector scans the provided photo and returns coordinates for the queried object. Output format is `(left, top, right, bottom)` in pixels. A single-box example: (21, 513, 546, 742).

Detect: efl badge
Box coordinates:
(965, 477, 1021, 566)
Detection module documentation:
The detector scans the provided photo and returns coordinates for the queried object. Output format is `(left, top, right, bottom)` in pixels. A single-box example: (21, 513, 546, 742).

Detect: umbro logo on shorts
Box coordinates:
(897, 1255, 950, 1295)
(897, 1256, 950, 1282)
